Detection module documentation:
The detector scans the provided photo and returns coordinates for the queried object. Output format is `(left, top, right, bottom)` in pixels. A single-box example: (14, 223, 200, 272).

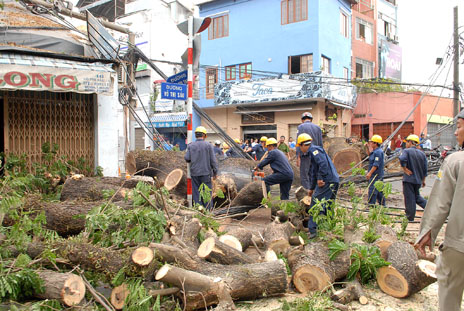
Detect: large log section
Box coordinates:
(60, 177, 138, 201)
(35, 271, 86, 306)
(377, 241, 437, 298)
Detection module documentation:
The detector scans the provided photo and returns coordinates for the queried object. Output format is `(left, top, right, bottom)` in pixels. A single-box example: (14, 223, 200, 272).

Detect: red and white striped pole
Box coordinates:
(186, 15, 194, 208)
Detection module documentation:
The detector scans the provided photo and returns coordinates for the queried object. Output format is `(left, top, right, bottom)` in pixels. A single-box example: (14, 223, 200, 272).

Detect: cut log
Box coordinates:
(164, 169, 186, 198)
(213, 174, 238, 208)
(131, 247, 154, 267)
(374, 225, 398, 259)
(219, 227, 253, 252)
(150, 243, 288, 300)
(331, 148, 362, 177)
(111, 283, 129, 310)
(377, 241, 437, 298)
(263, 221, 295, 254)
(288, 242, 351, 293)
(264, 249, 278, 262)
(230, 181, 264, 207)
(289, 235, 305, 246)
(155, 264, 235, 311)
(197, 237, 253, 265)
(167, 215, 202, 249)
(331, 279, 368, 305)
(125, 152, 137, 176)
(60, 176, 136, 201)
(35, 271, 85, 306)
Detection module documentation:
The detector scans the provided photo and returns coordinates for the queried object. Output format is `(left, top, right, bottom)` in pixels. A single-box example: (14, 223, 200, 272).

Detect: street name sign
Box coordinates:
(166, 70, 187, 84)
(161, 82, 187, 101)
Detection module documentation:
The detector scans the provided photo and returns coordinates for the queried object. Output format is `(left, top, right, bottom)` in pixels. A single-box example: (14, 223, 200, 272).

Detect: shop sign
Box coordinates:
(0, 68, 113, 95)
(146, 121, 186, 128)
(242, 112, 274, 124)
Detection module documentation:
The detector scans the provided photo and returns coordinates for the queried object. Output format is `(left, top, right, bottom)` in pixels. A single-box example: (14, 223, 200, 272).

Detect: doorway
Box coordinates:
(362, 124, 369, 142)
(242, 125, 277, 142)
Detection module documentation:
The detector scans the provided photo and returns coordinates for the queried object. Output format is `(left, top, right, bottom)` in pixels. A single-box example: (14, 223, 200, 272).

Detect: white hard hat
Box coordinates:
(215, 140, 221, 145)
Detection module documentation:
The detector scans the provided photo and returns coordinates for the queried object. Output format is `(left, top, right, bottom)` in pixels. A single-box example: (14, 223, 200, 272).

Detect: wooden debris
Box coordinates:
(35, 271, 86, 307)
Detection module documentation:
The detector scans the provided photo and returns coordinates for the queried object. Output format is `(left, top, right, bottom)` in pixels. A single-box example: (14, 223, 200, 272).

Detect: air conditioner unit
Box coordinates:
(117, 65, 126, 84)
(394, 35, 399, 42)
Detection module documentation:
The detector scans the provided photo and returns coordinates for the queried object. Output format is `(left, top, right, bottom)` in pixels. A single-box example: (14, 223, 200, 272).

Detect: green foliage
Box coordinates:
(277, 253, 291, 275)
(352, 78, 406, 94)
(279, 292, 334, 311)
(0, 261, 44, 302)
(85, 202, 166, 248)
(328, 239, 349, 260)
(199, 183, 212, 205)
(124, 279, 155, 311)
(347, 244, 390, 284)
(29, 299, 63, 311)
(307, 198, 347, 240)
(280, 200, 303, 215)
(374, 180, 392, 198)
(194, 212, 220, 233)
(397, 216, 409, 238)
(132, 182, 155, 207)
(362, 229, 380, 244)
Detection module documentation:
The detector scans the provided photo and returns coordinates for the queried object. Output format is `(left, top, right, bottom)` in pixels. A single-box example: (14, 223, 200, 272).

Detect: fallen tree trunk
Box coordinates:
(155, 264, 234, 311)
(230, 181, 264, 207)
(35, 271, 86, 307)
(263, 221, 295, 255)
(376, 241, 437, 298)
(288, 242, 350, 293)
(197, 237, 253, 265)
(60, 176, 136, 201)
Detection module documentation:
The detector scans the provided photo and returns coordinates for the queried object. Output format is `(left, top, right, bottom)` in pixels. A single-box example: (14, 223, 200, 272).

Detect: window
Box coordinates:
(208, 14, 229, 40)
(289, 54, 313, 74)
(343, 67, 349, 80)
(239, 63, 252, 79)
(225, 66, 236, 81)
(340, 11, 348, 38)
(281, 0, 307, 25)
(205, 68, 218, 99)
(355, 58, 374, 79)
(321, 56, 330, 74)
(356, 18, 373, 44)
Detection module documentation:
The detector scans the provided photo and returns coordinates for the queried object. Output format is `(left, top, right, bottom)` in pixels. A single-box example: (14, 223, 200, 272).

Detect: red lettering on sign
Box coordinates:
(29, 73, 53, 88)
(4, 71, 29, 87)
(55, 75, 79, 89)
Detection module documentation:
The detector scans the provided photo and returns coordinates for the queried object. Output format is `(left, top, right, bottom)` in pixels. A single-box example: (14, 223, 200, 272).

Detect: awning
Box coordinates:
(146, 113, 188, 128)
(0, 52, 115, 95)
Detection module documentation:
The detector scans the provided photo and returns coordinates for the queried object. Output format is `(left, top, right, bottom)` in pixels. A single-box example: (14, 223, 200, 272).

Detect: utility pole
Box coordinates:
(186, 16, 194, 207)
(454, 6, 460, 145)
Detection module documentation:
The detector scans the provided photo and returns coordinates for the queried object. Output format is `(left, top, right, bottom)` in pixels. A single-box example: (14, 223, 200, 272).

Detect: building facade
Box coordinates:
(196, 0, 357, 143)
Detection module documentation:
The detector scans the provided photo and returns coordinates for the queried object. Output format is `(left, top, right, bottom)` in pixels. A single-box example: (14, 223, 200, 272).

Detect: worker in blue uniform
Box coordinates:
(250, 136, 267, 161)
(399, 134, 428, 221)
(366, 134, 386, 206)
(225, 138, 241, 158)
(296, 112, 323, 192)
(297, 133, 339, 239)
(184, 126, 218, 210)
(213, 140, 224, 158)
(254, 138, 294, 200)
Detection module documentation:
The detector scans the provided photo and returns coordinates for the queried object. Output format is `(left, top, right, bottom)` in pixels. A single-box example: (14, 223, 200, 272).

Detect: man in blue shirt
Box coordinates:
(213, 140, 224, 158)
(296, 112, 323, 192)
(399, 134, 428, 221)
(226, 139, 242, 158)
(255, 138, 293, 200)
(184, 126, 218, 210)
(247, 136, 267, 161)
(297, 133, 339, 239)
(366, 135, 386, 206)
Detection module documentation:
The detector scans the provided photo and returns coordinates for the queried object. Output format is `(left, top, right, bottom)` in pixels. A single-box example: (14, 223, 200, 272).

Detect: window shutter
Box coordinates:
(281, 1, 288, 25)
(224, 14, 229, 37)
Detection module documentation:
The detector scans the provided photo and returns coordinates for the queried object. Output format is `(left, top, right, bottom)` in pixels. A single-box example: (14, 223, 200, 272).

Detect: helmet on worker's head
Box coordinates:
(260, 136, 268, 142)
(265, 137, 278, 146)
(195, 126, 207, 135)
(234, 138, 240, 144)
(301, 112, 313, 120)
(458, 110, 464, 120)
(369, 134, 383, 144)
(214, 140, 221, 145)
(296, 133, 313, 147)
(223, 143, 229, 149)
(406, 134, 420, 144)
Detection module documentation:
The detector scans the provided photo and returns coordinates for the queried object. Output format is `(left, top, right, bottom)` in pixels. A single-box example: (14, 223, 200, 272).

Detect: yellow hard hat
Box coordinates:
(223, 143, 229, 149)
(296, 133, 313, 147)
(234, 138, 240, 144)
(195, 126, 207, 134)
(369, 134, 383, 144)
(260, 136, 268, 142)
(406, 134, 420, 144)
(266, 137, 278, 146)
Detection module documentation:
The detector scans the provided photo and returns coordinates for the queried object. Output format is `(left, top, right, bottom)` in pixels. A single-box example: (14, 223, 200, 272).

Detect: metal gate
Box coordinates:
(3, 91, 95, 171)
(427, 122, 455, 148)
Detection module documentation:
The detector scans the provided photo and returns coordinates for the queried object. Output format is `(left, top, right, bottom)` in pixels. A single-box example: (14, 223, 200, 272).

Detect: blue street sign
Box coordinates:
(166, 70, 187, 84)
(161, 82, 187, 101)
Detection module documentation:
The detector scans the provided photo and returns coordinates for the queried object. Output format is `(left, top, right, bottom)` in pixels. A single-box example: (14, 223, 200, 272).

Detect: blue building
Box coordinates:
(195, 0, 357, 143)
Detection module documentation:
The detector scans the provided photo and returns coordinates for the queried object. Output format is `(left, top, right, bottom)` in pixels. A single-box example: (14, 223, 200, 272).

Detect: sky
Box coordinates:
(398, 0, 464, 95)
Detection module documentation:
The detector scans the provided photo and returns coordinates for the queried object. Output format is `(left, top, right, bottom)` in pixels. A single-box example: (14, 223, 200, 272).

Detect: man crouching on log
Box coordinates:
(254, 137, 294, 200)
(185, 126, 218, 210)
(415, 110, 464, 311)
(297, 133, 339, 239)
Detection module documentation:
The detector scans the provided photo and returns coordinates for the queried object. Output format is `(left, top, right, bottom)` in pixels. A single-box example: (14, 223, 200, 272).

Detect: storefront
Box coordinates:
(141, 112, 188, 150)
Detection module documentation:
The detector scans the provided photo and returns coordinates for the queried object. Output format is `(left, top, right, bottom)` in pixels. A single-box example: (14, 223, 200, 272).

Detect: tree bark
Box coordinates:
(60, 176, 136, 201)
(230, 181, 264, 207)
(288, 242, 351, 293)
(331, 279, 368, 305)
(167, 215, 202, 250)
(213, 174, 238, 208)
(263, 221, 295, 255)
(197, 237, 253, 265)
(376, 241, 437, 298)
(35, 271, 86, 306)
(374, 225, 398, 259)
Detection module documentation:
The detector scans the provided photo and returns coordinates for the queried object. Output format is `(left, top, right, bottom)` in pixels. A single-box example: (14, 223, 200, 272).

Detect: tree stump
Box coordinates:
(197, 237, 253, 265)
(35, 271, 85, 306)
(111, 283, 129, 310)
(288, 242, 351, 293)
(263, 221, 295, 255)
(377, 241, 437, 298)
